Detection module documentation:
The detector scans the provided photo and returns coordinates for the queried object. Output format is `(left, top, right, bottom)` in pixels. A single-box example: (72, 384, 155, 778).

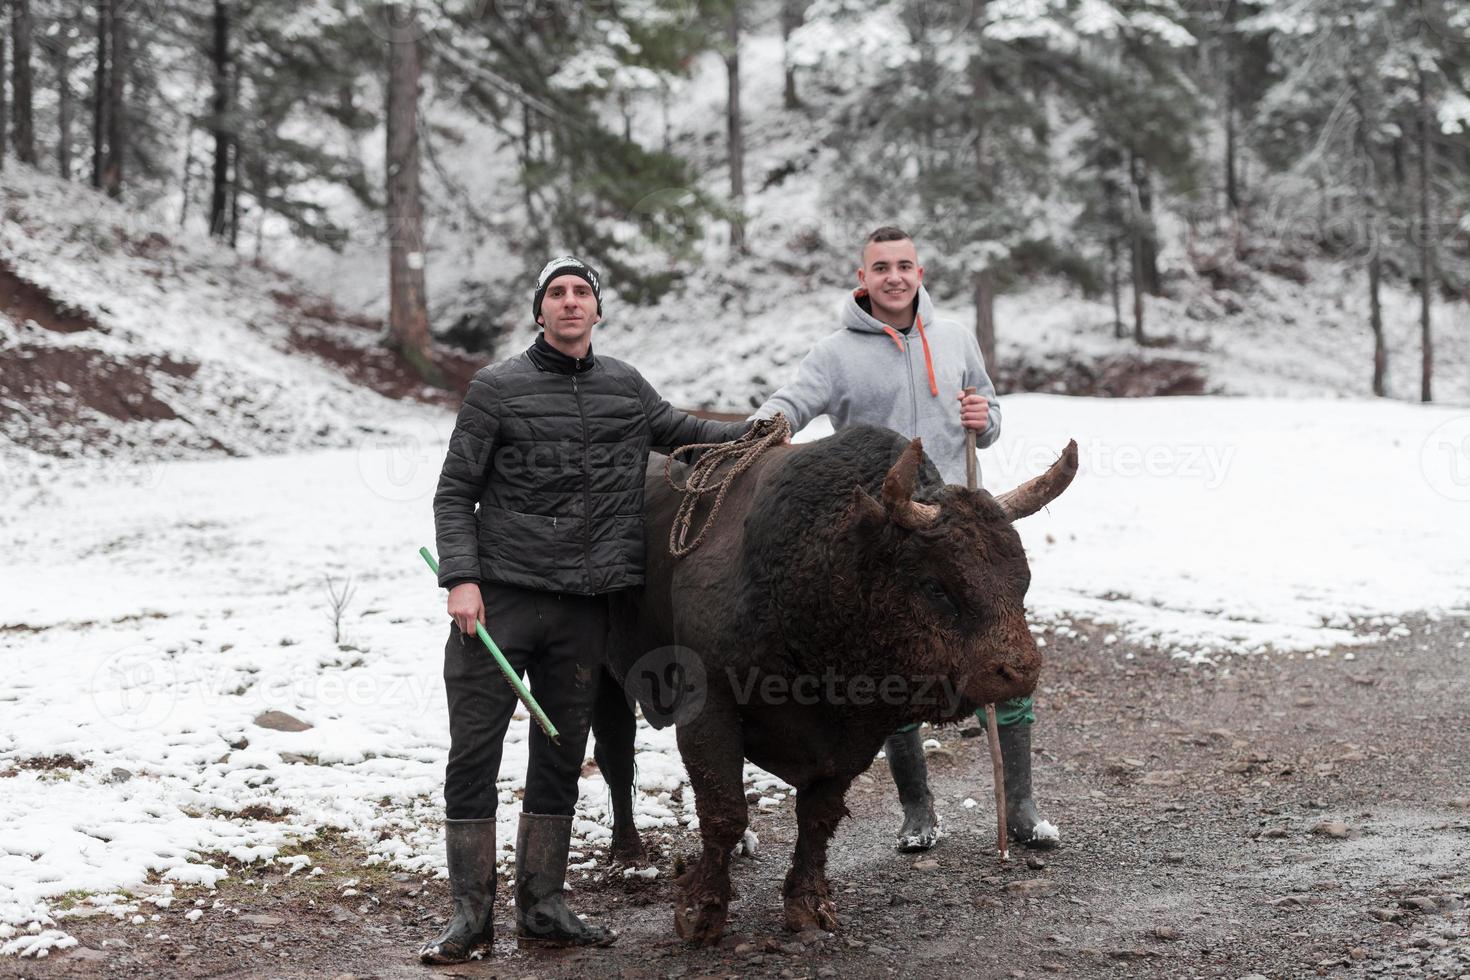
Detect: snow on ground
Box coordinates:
(4, 393, 1468, 955)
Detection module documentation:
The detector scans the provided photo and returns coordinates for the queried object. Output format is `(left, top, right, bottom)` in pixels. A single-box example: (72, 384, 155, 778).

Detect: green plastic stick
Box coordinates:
(419, 547, 561, 744)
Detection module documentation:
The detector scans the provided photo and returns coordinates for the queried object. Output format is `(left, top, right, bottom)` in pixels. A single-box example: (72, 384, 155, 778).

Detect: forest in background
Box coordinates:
(2, 0, 1468, 398)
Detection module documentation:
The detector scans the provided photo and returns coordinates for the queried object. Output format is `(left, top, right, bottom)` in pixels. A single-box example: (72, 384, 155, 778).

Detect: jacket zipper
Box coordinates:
(571, 373, 594, 594)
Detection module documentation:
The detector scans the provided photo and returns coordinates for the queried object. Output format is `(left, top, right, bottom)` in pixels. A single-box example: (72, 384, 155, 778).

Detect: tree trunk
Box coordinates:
(1417, 68, 1434, 403)
(1348, 73, 1385, 397)
(1131, 231, 1146, 344)
(228, 138, 240, 248)
(780, 0, 804, 110)
(92, 0, 109, 189)
(970, 0, 1001, 367)
(660, 81, 672, 153)
(51, 27, 73, 179)
(208, 0, 231, 237)
(1110, 237, 1125, 338)
(1368, 245, 1386, 397)
(385, 1, 441, 385)
(724, 3, 745, 254)
(1222, 0, 1238, 214)
(518, 103, 547, 258)
(1130, 179, 1146, 345)
(1130, 153, 1161, 295)
(973, 269, 997, 373)
(179, 128, 194, 227)
(102, 0, 125, 197)
(12, 0, 36, 165)
(1224, 78, 1237, 214)
(1, 7, 9, 171)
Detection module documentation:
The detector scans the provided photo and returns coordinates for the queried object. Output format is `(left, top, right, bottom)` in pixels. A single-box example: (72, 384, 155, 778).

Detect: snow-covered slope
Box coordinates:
(0, 168, 463, 487)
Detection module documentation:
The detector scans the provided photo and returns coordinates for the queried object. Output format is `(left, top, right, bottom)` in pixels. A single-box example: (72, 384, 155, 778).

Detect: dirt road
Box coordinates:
(16, 613, 1470, 980)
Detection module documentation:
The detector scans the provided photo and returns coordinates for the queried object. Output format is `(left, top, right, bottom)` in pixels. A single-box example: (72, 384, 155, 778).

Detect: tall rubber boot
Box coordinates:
(885, 728, 941, 852)
(999, 723, 1060, 849)
(418, 818, 497, 964)
(514, 813, 618, 948)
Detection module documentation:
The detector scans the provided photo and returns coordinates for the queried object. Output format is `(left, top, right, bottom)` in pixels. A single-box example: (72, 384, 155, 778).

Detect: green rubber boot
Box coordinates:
(514, 812, 617, 948)
(418, 818, 497, 963)
(1000, 723, 1060, 849)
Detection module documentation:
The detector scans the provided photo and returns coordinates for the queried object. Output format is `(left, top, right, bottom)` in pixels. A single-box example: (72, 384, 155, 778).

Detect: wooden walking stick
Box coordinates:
(964, 386, 1009, 862)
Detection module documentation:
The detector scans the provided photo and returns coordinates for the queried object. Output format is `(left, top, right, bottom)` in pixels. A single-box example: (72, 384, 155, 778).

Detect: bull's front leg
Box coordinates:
(673, 695, 748, 945)
(591, 667, 647, 863)
(783, 776, 852, 933)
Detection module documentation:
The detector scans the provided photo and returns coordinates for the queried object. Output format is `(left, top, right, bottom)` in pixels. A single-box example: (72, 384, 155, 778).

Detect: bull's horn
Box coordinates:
(993, 440, 1079, 522)
(882, 438, 940, 529)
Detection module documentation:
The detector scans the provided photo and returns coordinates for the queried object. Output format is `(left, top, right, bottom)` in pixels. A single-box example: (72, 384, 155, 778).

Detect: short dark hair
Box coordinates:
(865, 225, 912, 246)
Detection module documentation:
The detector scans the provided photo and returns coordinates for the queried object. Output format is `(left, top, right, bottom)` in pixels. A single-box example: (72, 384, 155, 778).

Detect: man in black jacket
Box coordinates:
(419, 256, 753, 964)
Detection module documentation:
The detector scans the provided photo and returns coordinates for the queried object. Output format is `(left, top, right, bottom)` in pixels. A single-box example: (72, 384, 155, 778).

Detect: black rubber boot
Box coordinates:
(515, 813, 618, 948)
(999, 723, 1060, 849)
(885, 728, 941, 852)
(418, 818, 497, 964)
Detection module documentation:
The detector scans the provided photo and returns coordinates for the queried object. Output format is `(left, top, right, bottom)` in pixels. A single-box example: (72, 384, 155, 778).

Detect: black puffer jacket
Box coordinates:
(433, 335, 748, 595)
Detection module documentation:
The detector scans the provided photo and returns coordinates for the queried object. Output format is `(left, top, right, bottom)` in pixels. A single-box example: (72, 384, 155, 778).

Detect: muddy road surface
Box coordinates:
(15, 614, 1470, 980)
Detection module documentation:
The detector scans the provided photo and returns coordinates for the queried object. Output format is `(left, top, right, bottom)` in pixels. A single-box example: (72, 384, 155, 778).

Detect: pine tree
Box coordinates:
(431, 0, 724, 300)
(1249, 0, 1470, 397)
(12, 0, 36, 164)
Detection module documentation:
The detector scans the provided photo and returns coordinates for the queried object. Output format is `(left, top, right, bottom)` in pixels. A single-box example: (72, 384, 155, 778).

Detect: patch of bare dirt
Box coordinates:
(0, 259, 104, 334)
(1, 345, 197, 422)
(270, 288, 484, 406)
(0, 345, 208, 455)
(17, 754, 90, 772)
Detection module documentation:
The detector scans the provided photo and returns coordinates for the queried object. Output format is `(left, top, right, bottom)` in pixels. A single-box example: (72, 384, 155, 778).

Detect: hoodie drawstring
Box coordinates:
(881, 314, 940, 399)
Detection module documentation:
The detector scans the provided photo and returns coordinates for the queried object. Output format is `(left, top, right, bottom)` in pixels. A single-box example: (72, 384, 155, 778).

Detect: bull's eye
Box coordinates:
(920, 579, 959, 618)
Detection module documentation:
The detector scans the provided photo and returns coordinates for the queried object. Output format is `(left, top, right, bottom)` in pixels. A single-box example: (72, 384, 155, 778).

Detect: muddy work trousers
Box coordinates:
(442, 582, 607, 821)
(896, 695, 1036, 736)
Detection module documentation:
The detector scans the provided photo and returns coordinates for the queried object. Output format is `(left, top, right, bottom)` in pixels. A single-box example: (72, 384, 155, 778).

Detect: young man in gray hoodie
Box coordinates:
(753, 226, 1060, 853)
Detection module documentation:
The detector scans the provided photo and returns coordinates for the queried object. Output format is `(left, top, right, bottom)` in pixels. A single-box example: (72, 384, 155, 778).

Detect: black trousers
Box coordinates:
(442, 582, 608, 821)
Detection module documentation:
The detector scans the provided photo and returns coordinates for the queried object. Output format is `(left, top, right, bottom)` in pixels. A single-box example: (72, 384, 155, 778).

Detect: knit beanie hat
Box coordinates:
(532, 255, 602, 321)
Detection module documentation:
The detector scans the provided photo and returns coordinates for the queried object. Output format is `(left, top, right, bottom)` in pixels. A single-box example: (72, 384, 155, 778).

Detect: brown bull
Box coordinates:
(591, 424, 1077, 944)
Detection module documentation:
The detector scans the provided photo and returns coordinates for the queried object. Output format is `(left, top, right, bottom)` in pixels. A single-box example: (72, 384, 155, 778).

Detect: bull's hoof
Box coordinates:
(610, 829, 649, 865)
(673, 895, 728, 946)
(783, 892, 838, 934)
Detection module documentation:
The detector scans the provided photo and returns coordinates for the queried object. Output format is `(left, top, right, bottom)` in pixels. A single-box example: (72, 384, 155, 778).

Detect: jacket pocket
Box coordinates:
(480, 507, 583, 573)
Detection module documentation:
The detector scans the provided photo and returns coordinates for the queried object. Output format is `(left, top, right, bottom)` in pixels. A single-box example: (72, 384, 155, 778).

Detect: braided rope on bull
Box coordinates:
(665, 413, 793, 558)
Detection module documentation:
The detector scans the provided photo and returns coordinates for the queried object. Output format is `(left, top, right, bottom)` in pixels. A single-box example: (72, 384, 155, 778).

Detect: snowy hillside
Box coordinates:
(0, 167, 478, 489)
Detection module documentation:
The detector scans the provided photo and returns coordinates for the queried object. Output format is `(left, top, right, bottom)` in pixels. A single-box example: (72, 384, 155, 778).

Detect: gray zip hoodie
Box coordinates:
(753, 284, 1001, 487)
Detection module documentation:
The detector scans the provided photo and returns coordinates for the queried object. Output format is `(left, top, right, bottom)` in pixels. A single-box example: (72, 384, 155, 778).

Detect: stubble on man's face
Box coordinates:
(538, 275, 600, 352)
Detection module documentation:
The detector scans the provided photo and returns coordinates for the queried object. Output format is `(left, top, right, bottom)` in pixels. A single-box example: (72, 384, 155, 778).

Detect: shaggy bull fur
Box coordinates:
(593, 424, 1077, 944)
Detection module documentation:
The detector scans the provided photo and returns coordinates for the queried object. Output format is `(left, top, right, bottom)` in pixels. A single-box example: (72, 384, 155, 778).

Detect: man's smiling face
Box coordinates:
(857, 237, 924, 324)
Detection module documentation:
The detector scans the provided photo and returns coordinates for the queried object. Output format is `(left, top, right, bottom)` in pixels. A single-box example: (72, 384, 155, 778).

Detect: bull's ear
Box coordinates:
(845, 485, 887, 533)
(993, 440, 1079, 522)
